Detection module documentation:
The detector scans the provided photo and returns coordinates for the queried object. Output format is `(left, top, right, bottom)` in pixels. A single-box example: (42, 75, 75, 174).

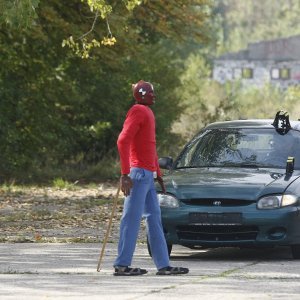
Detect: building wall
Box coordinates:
(213, 60, 300, 89)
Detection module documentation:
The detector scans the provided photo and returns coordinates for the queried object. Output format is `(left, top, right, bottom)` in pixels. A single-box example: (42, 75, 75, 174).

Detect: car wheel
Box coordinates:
(147, 236, 172, 257)
(291, 245, 300, 259)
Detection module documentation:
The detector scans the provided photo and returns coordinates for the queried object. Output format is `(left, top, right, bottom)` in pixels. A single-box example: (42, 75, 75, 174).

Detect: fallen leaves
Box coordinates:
(0, 184, 147, 243)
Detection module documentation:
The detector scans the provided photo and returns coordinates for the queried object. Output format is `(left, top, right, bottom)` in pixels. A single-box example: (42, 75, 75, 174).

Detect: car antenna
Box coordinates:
(272, 110, 291, 135)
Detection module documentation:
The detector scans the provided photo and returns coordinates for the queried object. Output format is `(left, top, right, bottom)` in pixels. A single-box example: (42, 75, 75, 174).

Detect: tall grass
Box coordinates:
(0, 157, 120, 185)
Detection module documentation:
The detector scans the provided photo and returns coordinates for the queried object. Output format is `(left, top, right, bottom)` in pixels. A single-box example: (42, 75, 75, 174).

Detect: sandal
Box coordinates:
(156, 266, 189, 275)
(113, 266, 148, 276)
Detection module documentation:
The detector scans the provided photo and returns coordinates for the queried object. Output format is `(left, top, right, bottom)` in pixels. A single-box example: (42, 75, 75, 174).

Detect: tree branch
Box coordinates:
(77, 11, 99, 40)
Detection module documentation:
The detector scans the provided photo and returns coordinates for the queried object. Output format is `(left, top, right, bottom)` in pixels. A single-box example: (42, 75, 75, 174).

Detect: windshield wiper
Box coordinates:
(221, 162, 261, 168)
(176, 165, 218, 169)
(239, 163, 260, 168)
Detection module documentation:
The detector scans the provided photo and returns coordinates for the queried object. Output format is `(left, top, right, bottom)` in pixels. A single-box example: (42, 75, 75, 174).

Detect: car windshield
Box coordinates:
(175, 128, 300, 169)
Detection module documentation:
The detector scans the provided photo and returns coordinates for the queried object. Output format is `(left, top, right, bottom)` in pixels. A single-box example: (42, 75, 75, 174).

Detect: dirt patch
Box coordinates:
(0, 183, 147, 243)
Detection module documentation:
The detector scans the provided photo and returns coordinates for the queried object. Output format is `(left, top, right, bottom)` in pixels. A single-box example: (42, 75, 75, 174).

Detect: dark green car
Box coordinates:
(156, 113, 300, 258)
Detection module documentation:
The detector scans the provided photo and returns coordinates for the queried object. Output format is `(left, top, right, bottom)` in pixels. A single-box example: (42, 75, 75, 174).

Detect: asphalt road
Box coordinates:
(1, 243, 300, 299)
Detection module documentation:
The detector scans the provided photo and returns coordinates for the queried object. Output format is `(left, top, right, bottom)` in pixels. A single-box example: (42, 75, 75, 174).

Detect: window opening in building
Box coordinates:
(271, 68, 280, 79)
(280, 68, 290, 80)
(270, 68, 290, 80)
(242, 68, 253, 79)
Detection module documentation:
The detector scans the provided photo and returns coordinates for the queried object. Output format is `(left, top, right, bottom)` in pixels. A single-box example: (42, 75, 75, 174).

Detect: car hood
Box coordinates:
(163, 167, 300, 201)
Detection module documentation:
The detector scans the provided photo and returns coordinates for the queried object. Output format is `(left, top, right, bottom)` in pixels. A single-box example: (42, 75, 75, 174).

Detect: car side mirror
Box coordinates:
(159, 157, 173, 170)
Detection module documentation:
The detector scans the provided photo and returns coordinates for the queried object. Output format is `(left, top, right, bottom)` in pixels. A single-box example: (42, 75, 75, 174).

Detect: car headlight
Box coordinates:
(257, 194, 298, 209)
(157, 193, 179, 208)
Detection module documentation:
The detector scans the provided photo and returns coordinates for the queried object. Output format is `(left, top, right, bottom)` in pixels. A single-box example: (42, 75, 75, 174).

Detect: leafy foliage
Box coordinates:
(0, 0, 213, 182)
(215, 0, 300, 54)
(0, 0, 39, 27)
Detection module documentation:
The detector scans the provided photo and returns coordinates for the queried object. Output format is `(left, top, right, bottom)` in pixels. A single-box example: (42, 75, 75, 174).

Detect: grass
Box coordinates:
(0, 156, 120, 185)
(0, 182, 25, 195)
(52, 177, 79, 189)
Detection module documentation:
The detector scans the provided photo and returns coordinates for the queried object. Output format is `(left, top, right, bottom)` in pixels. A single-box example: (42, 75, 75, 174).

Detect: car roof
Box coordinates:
(204, 119, 300, 131)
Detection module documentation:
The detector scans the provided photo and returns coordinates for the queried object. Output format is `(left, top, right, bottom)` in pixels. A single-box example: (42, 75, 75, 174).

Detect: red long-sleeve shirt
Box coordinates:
(117, 104, 161, 176)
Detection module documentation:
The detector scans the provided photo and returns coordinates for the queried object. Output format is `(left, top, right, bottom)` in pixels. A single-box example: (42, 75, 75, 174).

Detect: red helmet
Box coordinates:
(132, 80, 155, 105)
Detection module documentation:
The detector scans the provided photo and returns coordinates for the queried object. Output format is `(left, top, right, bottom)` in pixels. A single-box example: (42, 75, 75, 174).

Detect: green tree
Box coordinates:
(0, 0, 214, 181)
(214, 0, 300, 54)
(0, 0, 39, 27)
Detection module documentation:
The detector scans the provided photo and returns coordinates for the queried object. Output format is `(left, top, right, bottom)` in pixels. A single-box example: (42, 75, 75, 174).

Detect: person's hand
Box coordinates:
(120, 174, 133, 196)
(156, 176, 166, 194)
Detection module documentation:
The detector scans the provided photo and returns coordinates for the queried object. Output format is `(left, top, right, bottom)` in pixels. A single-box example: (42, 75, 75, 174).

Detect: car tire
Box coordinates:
(291, 245, 300, 259)
(147, 236, 172, 257)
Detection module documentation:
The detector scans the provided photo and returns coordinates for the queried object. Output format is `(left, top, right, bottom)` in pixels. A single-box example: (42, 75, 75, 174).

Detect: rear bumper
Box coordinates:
(161, 205, 300, 247)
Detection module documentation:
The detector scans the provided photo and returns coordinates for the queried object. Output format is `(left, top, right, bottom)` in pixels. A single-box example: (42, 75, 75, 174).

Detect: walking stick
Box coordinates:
(97, 185, 121, 272)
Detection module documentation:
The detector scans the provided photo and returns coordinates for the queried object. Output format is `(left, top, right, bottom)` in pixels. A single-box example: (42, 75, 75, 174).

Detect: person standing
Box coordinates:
(113, 80, 189, 276)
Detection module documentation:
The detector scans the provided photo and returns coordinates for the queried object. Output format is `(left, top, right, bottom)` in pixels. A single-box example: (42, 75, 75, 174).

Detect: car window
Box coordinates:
(175, 128, 300, 169)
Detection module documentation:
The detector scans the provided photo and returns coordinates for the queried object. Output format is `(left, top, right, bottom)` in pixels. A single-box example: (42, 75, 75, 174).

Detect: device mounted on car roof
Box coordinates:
(272, 110, 291, 135)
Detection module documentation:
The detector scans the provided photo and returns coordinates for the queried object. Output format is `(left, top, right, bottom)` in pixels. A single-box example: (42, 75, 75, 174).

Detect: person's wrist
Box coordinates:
(121, 174, 130, 181)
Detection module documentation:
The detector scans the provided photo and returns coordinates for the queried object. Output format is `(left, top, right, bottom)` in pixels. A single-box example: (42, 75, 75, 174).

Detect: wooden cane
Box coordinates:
(97, 185, 121, 272)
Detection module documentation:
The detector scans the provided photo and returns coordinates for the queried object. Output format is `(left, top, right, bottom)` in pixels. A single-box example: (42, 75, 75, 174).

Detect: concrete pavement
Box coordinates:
(1, 243, 300, 299)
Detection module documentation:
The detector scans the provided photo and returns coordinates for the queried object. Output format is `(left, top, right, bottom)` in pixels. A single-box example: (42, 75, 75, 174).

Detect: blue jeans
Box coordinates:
(114, 167, 170, 270)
